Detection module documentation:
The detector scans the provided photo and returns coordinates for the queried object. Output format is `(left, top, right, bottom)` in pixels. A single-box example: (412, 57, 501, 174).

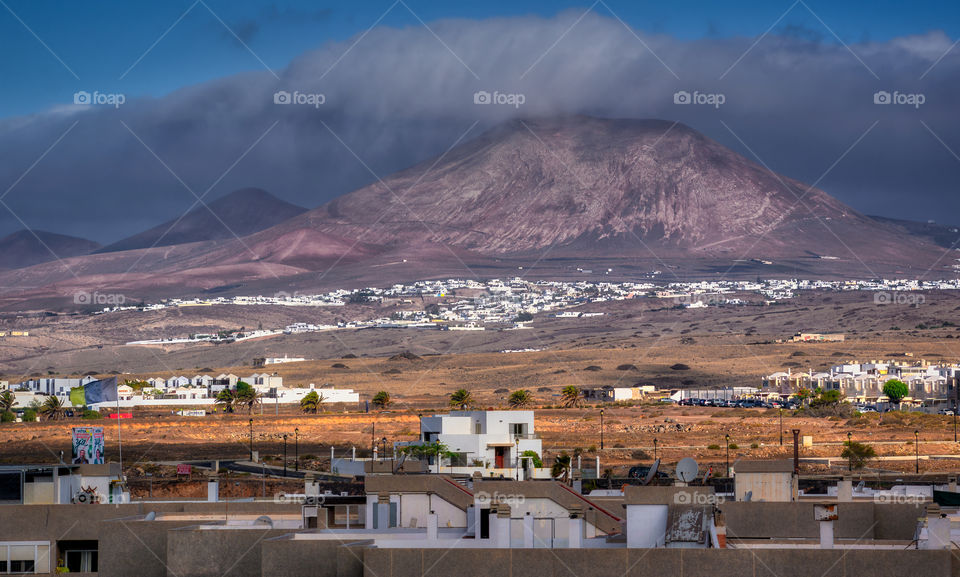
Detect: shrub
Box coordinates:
(750, 442, 759, 449)
(728, 443, 739, 450)
(1, 411, 14, 422)
(670, 363, 690, 371)
(23, 409, 37, 422)
(707, 444, 721, 450)
(841, 441, 876, 470)
(83, 410, 102, 419)
(631, 449, 651, 460)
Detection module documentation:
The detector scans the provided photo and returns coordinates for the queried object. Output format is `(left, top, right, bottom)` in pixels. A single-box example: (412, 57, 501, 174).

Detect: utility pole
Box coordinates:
(725, 434, 730, 477)
(283, 434, 288, 478)
(295, 428, 299, 472)
(249, 419, 254, 461)
(600, 409, 605, 450)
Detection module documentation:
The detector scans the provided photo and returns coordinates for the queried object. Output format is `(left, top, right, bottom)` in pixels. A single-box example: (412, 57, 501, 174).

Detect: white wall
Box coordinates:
(626, 505, 668, 548)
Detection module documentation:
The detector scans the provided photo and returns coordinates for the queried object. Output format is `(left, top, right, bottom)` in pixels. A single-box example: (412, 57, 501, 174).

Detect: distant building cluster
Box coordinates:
(109, 276, 960, 345)
(764, 359, 960, 406)
(9, 373, 359, 409)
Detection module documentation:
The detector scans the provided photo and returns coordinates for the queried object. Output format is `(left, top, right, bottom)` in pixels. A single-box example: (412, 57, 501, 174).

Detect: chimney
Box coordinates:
(568, 505, 583, 549)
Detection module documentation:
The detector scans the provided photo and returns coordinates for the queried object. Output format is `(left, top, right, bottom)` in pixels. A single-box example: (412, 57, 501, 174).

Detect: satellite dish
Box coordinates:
(144, 512, 156, 521)
(675, 457, 699, 483)
(641, 459, 661, 486)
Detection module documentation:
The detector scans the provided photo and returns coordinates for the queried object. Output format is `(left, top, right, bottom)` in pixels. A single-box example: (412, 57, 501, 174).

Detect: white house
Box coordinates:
(417, 410, 542, 470)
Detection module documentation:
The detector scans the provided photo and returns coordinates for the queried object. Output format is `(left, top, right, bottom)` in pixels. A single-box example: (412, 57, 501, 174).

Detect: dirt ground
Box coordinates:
(3, 405, 959, 481)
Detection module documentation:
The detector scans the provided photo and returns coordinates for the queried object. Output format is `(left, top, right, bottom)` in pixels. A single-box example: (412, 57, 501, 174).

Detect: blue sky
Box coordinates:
(2, 0, 958, 117)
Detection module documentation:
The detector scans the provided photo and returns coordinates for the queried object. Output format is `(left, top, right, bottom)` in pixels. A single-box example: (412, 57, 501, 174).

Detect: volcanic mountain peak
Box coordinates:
(98, 187, 307, 253)
(304, 115, 866, 257)
(0, 229, 101, 270)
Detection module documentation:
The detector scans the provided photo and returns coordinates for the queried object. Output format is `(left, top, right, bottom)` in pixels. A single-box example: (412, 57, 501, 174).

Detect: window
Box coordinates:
(0, 542, 49, 574)
(510, 423, 526, 437)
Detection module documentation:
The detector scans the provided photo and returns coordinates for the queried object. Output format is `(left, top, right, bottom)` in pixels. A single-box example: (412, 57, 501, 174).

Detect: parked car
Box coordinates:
(938, 408, 955, 416)
(628, 466, 670, 480)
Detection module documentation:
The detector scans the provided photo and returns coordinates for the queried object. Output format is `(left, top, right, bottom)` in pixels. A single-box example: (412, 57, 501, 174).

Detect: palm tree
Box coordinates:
(449, 389, 473, 410)
(372, 391, 391, 409)
(0, 390, 14, 413)
(551, 452, 572, 484)
(560, 385, 583, 408)
(234, 381, 261, 414)
(300, 391, 326, 413)
(40, 396, 66, 421)
(215, 389, 236, 413)
(508, 389, 533, 408)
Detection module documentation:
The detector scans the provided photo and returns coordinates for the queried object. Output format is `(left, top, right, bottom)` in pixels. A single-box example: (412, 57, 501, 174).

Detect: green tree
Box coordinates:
(810, 389, 844, 407)
(841, 441, 876, 470)
(40, 396, 66, 420)
(508, 389, 533, 408)
(883, 379, 909, 408)
(449, 389, 474, 410)
(372, 391, 392, 409)
(300, 391, 321, 413)
(0, 390, 14, 413)
(551, 452, 572, 484)
(515, 312, 534, 323)
(214, 389, 236, 413)
(22, 409, 37, 422)
(520, 450, 543, 468)
(234, 381, 260, 414)
(560, 385, 583, 408)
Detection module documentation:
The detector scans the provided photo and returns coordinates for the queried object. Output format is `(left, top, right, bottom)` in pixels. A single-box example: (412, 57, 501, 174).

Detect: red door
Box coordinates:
(495, 447, 505, 468)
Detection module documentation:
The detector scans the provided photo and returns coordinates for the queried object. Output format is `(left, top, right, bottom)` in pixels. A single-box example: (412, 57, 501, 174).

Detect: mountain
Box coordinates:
(97, 188, 307, 253)
(288, 116, 940, 264)
(869, 215, 960, 250)
(0, 116, 949, 305)
(0, 230, 101, 270)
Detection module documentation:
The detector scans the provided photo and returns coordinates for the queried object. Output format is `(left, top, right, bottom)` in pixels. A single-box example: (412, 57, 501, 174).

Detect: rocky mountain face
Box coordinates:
(295, 116, 926, 263)
(0, 116, 947, 304)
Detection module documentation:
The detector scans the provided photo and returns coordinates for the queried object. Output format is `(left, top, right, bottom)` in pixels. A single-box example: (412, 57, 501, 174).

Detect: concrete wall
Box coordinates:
(721, 502, 921, 541)
(357, 547, 954, 577)
(165, 527, 290, 577)
(261, 537, 370, 577)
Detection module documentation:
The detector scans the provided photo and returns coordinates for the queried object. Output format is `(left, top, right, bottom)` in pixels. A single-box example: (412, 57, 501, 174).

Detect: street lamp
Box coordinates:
(283, 434, 288, 478)
(380, 437, 388, 462)
(779, 409, 783, 446)
(847, 432, 852, 472)
(295, 428, 300, 472)
(954, 410, 957, 444)
(248, 418, 254, 461)
(914, 429, 920, 474)
(600, 409, 605, 450)
(653, 438, 658, 461)
(725, 434, 730, 477)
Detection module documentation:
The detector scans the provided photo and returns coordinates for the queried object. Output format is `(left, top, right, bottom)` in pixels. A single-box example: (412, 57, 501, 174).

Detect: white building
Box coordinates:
(417, 410, 542, 471)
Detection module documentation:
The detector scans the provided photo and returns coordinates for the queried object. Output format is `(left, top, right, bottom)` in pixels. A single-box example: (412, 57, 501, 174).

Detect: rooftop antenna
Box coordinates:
(675, 457, 699, 484)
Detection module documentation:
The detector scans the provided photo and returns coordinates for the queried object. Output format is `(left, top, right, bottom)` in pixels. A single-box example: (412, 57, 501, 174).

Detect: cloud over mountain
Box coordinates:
(0, 12, 958, 245)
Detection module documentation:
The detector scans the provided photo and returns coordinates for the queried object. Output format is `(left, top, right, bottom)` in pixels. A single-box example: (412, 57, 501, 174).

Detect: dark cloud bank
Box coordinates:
(1, 12, 958, 243)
